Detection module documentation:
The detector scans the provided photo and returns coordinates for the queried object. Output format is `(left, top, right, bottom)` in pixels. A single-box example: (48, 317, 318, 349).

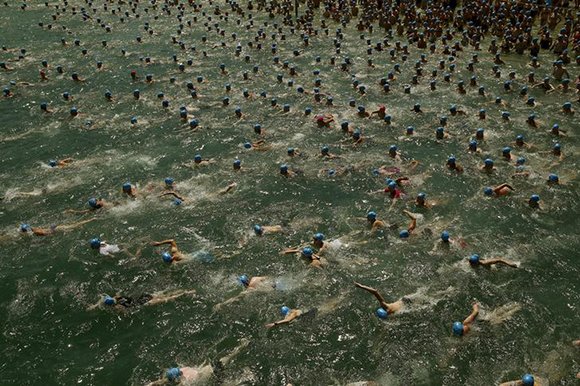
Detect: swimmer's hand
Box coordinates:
(265, 323, 276, 328)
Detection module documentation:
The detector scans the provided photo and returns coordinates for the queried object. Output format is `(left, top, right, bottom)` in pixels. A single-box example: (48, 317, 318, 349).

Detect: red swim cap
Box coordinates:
(379, 106, 386, 112)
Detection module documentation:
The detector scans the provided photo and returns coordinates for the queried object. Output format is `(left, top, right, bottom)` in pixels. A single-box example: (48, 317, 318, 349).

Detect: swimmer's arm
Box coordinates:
(266, 311, 300, 328)
(145, 379, 169, 386)
(57, 218, 98, 230)
(355, 282, 388, 309)
(160, 191, 185, 201)
(218, 183, 237, 195)
(32, 228, 52, 236)
(499, 381, 523, 386)
(147, 290, 195, 306)
(403, 210, 417, 232)
(395, 177, 409, 185)
(481, 258, 518, 268)
(495, 183, 515, 193)
(463, 302, 479, 327)
(151, 239, 178, 249)
(371, 221, 385, 231)
(64, 209, 91, 214)
(280, 248, 300, 255)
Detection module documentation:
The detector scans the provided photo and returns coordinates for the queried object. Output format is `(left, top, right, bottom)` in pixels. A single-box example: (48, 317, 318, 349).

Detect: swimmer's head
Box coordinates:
(517, 157, 525, 165)
(104, 296, 116, 306)
(503, 147, 511, 155)
(313, 233, 324, 242)
(366, 211, 377, 222)
(376, 308, 388, 319)
(238, 275, 250, 287)
(484, 187, 493, 196)
(530, 194, 540, 203)
(441, 231, 450, 242)
(407, 126, 414, 134)
(305, 107, 311, 115)
(321, 146, 329, 155)
(554, 143, 561, 151)
(548, 173, 559, 183)
(388, 181, 396, 191)
(281, 306, 290, 317)
(233, 159, 241, 169)
(21, 224, 31, 232)
(122, 182, 132, 193)
(165, 178, 174, 187)
(448, 156, 456, 165)
(301, 247, 313, 258)
(452, 321, 464, 336)
(484, 158, 493, 167)
(194, 154, 202, 164)
(469, 254, 480, 265)
(280, 165, 288, 174)
(166, 368, 182, 382)
(90, 238, 101, 249)
(162, 252, 173, 263)
(563, 102, 572, 110)
(89, 198, 99, 209)
(522, 374, 534, 386)
(48, 160, 57, 167)
(399, 229, 409, 238)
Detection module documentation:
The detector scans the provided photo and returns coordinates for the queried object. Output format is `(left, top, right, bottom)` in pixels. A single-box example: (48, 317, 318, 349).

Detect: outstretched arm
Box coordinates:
(146, 289, 195, 306)
(64, 209, 91, 214)
(355, 282, 389, 311)
(160, 191, 185, 201)
(56, 217, 97, 230)
(499, 381, 523, 386)
(480, 258, 517, 268)
(266, 310, 302, 328)
(494, 183, 515, 193)
(151, 239, 177, 248)
(463, 302, 479, 326)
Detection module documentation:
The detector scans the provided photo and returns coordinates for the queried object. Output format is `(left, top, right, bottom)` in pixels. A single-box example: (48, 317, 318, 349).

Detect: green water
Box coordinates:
(1, 1, 579, 385)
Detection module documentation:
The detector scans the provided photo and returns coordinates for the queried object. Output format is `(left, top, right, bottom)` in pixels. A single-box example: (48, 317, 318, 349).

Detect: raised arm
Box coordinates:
(151, 239, 177, 248)
(355, 282, 389, 310)
(463, 302, 479, 327)
(494, 183, 515, 193)
(266, 310, 302, 328)
(403, 210, 416, 232)
(480, 258, 517, 268)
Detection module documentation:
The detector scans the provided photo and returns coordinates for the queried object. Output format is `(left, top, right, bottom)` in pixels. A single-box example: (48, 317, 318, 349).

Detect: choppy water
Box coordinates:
(1, 1, 579, 385)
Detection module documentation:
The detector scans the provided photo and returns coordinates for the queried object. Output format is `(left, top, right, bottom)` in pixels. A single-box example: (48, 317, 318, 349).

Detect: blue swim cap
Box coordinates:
(502, 111, 510, 117)
(484, 187, 493, 196)
(469, 254, 480, 264)
(441, 231, 450, 242)
(448, 156, 456, 164)
(554, 143, 561, 150)
(388, 181, 396, 190)
(484, 158, 493, 167)
(244, 142, 252, 149)
(399, 229, 409, 238)
(122, 182, 132, 192)
(357, 105, 365, 112)
(367, 211, 377, 221)
(104, 296, 116, 306)
(167, 368, 182, 381)
(314, 233, 324, 241)
(21, 224, 31, 231)
(376, 308, 388, 319)
(89, 198, 99, 208)
(162, 252, 173, 263)
(281, 306, 290, 316)
(165, 178, 174, 187)
(452, 321, 464, 336)
(302, 247, 313, 257)
(48, 160, 57, 167)
(194, 154, 202, 163)
(437, 127, 445, 133)
(70, 108, 78, 115)
(280, 165, 288, 173)
(385, 115, 392, 122)
(522, 374, 534, 386)
(233, 159, 241, 167)
(418, 192, 426, 200)
(238, 275, 250, 287)
(563, 102, 572, 109)
(90, 238, 101, 249)
(389, 145, 397, 152)
(321, 146, 329, 154)
(503, 147, 511, 154)
(548, 173, 559, 183)
(530, 194, 540, 203)
(130, 117, 138, 124)
(353, 130, 361, 139)
(407, 126, 414, 133)
(173, 199, 182, 205)
(528, 114, 535, 120)
(450, 105, 456, 112)
(517, 157, 525, 165)
(253, 225, 263, 235)
(305, 107, 311, 115)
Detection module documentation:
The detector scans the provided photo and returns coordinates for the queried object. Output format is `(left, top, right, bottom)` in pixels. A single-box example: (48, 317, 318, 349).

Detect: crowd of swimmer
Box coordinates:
(2, 0, 580, 384)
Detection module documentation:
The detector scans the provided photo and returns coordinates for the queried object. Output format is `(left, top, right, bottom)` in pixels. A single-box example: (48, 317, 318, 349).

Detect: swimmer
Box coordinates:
(548, 124, 566, 137)
(320, 145, 339, 159)
(280, 246, 321, 266)
(362, 211, 386, 231)
(122, 182, 137, 198)
(192, 154, 214, 166)
(21, 218, 96, 236)
(370, 106, 386, 119)
(145, 339, 249, 386)
(266, 306, 303, 328)
(484, 183, 515, 197)
(562, 102, 574, 114)
(500, 374, 544, 386)
(47, 157, 73, 167)
(452, 302, 479, 337)
(539, 143, 565, 166)
(316, 114, 334, 127)
(481, 158, 496, 173)
(89, 289, 195, 311)
(533, 77, 553, 91)
(527, 194, 540, 209)
(354, 282, 404, 318)
(446, 156, 463, 173)
(468, 254, 517, 268)
(388, 145, 402, 162)
(416, 192, 437, 209)
(398, 210, 417, 238)
(151, 239, 185, 263)
(213, 275, 272, 311)
(0, 61, 14, 71)
(65, 198, 115, 214)
(280, 164, 294, 178)
(218, 182, 237, 195)
(254, 225, 283, 235)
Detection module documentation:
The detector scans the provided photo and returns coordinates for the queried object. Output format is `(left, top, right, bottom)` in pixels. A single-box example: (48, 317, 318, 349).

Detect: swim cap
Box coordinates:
(233, 159, 241, 168)
(302, 247, 313, 258)
(90, 238, 101, 249)
(563, 102, 572, 109)
(194, 154, 202, 163)
(130, 117, 138, 124)
(357, 105, 365, 112)
(399, 229, 409, 238)
(167, 368, 182, 381)
(450, 105, 456, 112)
(554, 143, 561, 151)
(244, 142, 252, 149)
(469, 140, 477, 149)
(484, 187, 493, 196)
(49, 160, 57, 167)
(281, 306, 290, 316)
(165, 178, 174, 187)
(367, 211, 377, 221)
(122, 182, 132, 192)
(469, 254, 480, 264)
(238, 275, 250, 287)
(530, 194, 540, 203)
(21, 224, 31, 232)
(517, 157, 525, 165)
(305, 108, 311, 115)
(353, 130, 361, 139)
(437, 127, 445, 133)
(314, 233, 324, 241)
(441, 231, 450, 242)
(502, 111, 510, 117)
(321, 146, 329, 154)
(484, 158, 493, 167)
(448, 156, 456, 164)
(548, 174, 559, 183)
(376, 308, 388, 319)
(418, 192, 426, 200)
(70, 108, 78, 115)
(385, 115, 392, 122)
(162, 252, 173, 263)
(389, 145, 397, 152)
(522, 374, 534, 386)
(452, 321, 464, 336)
(103, 296, 116, 306)
(503, 147, 511, 154)
(528, 114, 536, 120)
(388, 181, 396, 190)
(280, 165, 288, 173)
(89, 198, 99, 208)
